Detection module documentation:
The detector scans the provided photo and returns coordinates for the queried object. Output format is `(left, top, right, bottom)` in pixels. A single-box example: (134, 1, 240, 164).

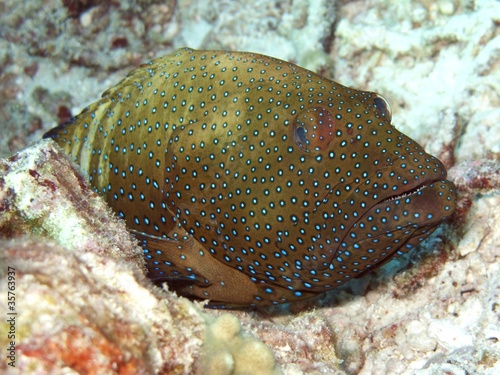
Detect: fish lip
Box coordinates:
(364, 177, 457, 231)
(344, 177, 455, 243)
(373, 150, 448, 205)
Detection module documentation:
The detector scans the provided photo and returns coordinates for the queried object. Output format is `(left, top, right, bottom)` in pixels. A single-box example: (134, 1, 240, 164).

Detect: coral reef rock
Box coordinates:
(0, 140, 281, 375)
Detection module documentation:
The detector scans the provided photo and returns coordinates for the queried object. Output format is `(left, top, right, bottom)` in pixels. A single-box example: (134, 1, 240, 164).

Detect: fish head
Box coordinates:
(287, 88, 457, 284)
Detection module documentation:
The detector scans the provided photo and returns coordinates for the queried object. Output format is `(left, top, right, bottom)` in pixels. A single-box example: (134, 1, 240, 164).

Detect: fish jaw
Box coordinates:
(322, 146, 457, 282)
(292, 143, 455, 270)
(281, 178, 456, 293)
(339, 179, 456, 275)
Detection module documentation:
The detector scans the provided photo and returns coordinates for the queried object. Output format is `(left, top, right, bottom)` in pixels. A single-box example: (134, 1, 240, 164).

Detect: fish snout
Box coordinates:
(381, 150, 449, 202)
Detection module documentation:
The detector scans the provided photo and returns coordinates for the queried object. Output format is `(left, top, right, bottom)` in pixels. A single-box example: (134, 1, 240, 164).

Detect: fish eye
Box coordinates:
(293, 107, 336, 153)
(294, 125, 307, 147)
(373, 95, 392, 122)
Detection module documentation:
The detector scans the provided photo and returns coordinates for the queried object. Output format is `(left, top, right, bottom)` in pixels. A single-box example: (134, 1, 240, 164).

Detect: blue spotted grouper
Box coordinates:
(44, 48, 456, 307)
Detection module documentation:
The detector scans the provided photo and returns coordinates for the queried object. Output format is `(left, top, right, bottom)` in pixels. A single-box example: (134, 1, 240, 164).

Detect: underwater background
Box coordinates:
(0, 1, 499, 374)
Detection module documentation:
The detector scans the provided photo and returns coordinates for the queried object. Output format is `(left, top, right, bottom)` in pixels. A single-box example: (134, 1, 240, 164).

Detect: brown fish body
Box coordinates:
(45, 48, 456, 307)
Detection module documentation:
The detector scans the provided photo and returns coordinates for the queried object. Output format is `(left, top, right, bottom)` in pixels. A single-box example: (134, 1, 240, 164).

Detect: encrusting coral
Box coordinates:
(199, 314, 281, 375)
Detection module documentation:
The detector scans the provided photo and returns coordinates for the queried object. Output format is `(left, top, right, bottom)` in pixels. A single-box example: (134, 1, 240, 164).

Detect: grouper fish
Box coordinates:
(44, 48, 457, 308)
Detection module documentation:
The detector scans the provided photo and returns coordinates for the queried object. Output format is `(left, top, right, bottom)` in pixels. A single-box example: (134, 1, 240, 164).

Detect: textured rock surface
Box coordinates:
(0, 0, 499, 374)
(0, 141, 204, 373)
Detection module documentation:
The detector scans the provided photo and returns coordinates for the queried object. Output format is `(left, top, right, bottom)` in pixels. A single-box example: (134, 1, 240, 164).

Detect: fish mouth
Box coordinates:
(338, 148, 457, 253)
(377, 178, 440, 204)
(369, 149, 449, 210)
(361, 177, 457, 236)
(332, 177, 456, 272)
